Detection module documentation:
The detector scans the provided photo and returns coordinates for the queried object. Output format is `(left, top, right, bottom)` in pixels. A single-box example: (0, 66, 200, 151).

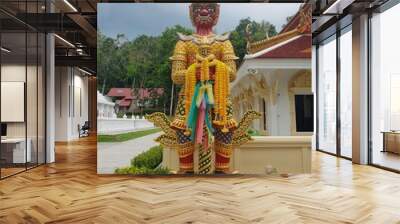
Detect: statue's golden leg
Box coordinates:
(170, 96, 195, 173)
(214, 129, 233, 173)
(215, 141, 232, 173)
(214, 99, 235, 173)
(178, 142, 194, 173)
(198, 124, 212, 175)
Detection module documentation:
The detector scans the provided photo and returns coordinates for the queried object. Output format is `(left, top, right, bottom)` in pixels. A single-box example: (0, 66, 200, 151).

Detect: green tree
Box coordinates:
(151, 25, 192, 113)
(230, 18, 277, 65)
(97, 33, 127, 94)
(97, 26, 192, 114)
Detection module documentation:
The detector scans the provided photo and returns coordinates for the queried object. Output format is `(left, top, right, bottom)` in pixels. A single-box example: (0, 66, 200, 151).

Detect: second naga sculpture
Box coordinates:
(146, 3, 260, 174)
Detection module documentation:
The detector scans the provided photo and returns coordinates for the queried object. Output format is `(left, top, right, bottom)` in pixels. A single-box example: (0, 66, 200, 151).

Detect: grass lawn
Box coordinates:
(98, 128, 161, 142)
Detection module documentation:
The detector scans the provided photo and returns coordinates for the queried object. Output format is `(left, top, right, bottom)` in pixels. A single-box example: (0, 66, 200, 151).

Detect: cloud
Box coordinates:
(98, 3, 301, 40)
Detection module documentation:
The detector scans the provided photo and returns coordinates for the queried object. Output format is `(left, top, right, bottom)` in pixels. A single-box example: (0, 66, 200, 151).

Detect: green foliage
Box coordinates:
(97, 33, 130, 94)
(115, 166, 170, 175)
(97, 26, 192, 115)
(117, 111, 125, 118)
(230, 18, 277, 65)
(247, 128, 260, 136)
(97, 128, 161, 142)
(132, 145, 163, 169)
(114, 145, 170, 175)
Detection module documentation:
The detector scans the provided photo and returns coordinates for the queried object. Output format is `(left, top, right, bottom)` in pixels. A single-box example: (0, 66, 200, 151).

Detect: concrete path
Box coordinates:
(97, 132, 160, 174)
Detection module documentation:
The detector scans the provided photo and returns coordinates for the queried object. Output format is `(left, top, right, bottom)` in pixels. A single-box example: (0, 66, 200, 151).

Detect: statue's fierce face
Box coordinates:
(190, 3, 220, 28)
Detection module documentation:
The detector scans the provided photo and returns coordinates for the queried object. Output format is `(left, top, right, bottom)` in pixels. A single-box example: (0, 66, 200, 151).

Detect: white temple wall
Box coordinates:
(232, 68, 312, 136)
(274, 71, 293, 136)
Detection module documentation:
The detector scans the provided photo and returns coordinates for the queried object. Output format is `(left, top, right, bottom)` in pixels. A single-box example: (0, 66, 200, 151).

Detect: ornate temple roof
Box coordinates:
(245, 4, 311, 59)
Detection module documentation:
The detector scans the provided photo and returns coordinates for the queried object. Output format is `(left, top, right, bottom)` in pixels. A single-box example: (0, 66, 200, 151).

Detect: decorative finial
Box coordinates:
(297, 6, 311, 33)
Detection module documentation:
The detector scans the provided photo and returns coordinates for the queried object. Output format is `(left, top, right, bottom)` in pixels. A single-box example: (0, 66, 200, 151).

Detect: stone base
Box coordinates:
(162, 136, 312, 175)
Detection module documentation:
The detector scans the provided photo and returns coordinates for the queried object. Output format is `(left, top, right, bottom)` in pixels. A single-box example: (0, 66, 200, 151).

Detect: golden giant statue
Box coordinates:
(146, 3, 259, 174)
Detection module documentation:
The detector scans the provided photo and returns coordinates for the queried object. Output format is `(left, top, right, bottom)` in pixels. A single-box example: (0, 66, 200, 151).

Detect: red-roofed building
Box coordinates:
(107, 88, 134, 112)
(231, 4, 312, 137)
(107, 87, 164, 113)
(107, 88, 132, 98)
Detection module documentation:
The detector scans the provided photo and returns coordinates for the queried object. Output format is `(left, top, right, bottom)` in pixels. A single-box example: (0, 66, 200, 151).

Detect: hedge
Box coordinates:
(131, 145, 163, 169)
(114, 145, 169, 175)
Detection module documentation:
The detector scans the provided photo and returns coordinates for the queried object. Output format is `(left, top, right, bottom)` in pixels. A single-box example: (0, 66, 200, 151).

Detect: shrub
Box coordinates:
(117, 111, 125, 118)
(131, 145, 163, 169)
(115, 166, 170, 175)
(114, 145, 167, 175)
(247, 128, 260, 136)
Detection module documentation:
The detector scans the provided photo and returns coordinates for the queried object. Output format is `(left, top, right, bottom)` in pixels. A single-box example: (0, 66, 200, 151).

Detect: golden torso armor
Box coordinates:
(170, 33, 238, 85)
(170, 33, 238, 132)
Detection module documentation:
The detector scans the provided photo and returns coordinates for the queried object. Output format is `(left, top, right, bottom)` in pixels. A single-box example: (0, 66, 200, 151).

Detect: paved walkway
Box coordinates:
(97, 132, 161, 174)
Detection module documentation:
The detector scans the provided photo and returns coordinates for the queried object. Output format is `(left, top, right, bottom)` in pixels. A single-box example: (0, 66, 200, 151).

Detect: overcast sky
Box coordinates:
(98, 3, 301, 40)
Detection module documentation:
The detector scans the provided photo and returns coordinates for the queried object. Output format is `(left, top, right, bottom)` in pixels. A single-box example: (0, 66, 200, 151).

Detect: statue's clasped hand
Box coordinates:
(193, 53, 215, 107)
(195, 53, 215, 63)
(195, 53, 216, 82)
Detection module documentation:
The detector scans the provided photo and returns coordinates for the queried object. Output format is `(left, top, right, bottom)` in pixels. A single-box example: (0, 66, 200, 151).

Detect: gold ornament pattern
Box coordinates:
(146, 110, 260, 149)
(145, 112, 178, 148)
(232, 111, 261, 146)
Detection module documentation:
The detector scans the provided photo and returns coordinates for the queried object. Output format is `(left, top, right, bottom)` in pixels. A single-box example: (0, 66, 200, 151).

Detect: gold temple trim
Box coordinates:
(247, 29, 299, 55)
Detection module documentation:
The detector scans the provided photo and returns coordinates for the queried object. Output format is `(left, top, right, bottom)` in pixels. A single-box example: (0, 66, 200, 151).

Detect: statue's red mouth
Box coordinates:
(196, 15, 212, 24)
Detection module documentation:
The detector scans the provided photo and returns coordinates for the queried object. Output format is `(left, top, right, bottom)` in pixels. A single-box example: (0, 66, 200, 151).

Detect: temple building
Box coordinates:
(97, 91, 116, 118)
(107, 87, 164, 114)
(231, 4, 312, 136)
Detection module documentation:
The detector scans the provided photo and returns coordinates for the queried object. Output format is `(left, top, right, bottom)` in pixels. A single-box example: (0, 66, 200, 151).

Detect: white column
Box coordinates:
(46, 33, 55, 163)
(55, 67, 73, 141)
(352, 14, 369, 164)
(312, 45, 317, 150)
